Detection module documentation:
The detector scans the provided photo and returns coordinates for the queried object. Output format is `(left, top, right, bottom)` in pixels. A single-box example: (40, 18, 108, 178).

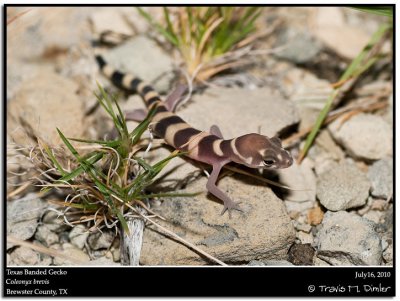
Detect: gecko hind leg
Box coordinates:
(210, 125, 223, 139)
(125, 108, 147, 122)
(165, 84, 187, 111)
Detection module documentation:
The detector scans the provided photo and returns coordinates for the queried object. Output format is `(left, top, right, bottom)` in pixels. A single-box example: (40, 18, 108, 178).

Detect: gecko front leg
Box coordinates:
(206, 161, 242, 218)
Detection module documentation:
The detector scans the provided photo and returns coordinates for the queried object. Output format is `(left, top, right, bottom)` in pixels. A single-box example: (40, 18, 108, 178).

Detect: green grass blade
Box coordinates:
(350, 6, 393, 18)
(116, 210, 130, 235)
(135, 192, 201, 199)
(340, 23, 391, 82)
(57, 152, 104, 183)
(298, 90, 339, 162)
(298, 23, 391, 163)
(137, 7, 179, 46)
(163, 7, 180, 47)
(68, 137, 121, 148)
(41, 142, 67, 176)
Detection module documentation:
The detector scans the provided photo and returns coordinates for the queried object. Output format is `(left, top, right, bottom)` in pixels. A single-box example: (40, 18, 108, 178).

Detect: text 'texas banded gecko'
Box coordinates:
(94, 49, 294, 217)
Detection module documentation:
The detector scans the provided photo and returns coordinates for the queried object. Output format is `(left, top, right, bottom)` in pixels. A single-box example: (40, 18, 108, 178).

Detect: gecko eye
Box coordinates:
(263, 159, 276, 167)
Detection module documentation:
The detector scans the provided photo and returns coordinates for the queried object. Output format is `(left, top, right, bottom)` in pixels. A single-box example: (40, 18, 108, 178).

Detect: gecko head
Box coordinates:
(231, 134, 293, 169)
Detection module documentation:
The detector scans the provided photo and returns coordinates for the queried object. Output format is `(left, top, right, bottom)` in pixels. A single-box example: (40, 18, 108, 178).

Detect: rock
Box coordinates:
(87, 257, 119, 266)
(288, 243, 315, 265)
(53, 243, 90, 265)
(316, 211, 382, 265)
(307, 203, 324, 226)
(293, 221, 312, 233)
(34, 225, 59, 247)
(312, 7, 371, 59)
(183, 87, 300, 138)
(264, 260, 294, 266)
(42, 210, 70, 233)
(68, 224, 89, 249)
(284, 200, 314, 214)
(7, 60, 53, 101)
(101, 35, 175, 93)
(282, 67, 333, 125)
(316, 162, 370, 211)
(328, 114, 392, 161)
(363, 210, 383, 224)
(7, 193, 47, 249)
(146, 145, 203, 191)
(274, 27, 322, 63)
(313, 256, 331, 266)
(141, 176, 296, 265)
(7, 8, 91, 70)
(278, 159, 316, 202)
(7, 71, 87, 146)
(87, 230, 116, 250)
(9, 247, 42, 266)
(248, 260, 293, 266)
(111, 247, 121, 263)
(371, 199, 389, 211)
(368, 157, 393, 199)
(296, 231, 314, 244)
(382, 244, 393, 265)
(314, 130, 345, 161)
(90, 9, 133, 36)
(385, 94, 393, 126)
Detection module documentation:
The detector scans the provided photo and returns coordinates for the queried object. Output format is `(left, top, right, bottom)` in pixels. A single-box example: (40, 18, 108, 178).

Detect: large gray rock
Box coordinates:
(181, 87, 299, 138)
(316, 162, 370, 211)
(124, 87, 299, 140)
(141, 176, 296, 265)
(8, 71, 87, 146)
(368, 157, 393, 199)
(7, 193, 47, 249)
(328, 114, 392, 161)
(101, 35, 175, 93)
(316, 211, 382, 265)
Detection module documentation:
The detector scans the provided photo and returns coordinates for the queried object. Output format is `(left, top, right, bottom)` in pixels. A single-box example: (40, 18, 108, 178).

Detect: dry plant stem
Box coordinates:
(6, 181, 32, 199)
(120, 206, 146, 266)
(283, 99, 388, 147)
(7, 236, 85, 264)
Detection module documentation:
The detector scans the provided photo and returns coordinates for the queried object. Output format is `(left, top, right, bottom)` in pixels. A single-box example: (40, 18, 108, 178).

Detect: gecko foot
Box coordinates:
(220, 200, 242, 218)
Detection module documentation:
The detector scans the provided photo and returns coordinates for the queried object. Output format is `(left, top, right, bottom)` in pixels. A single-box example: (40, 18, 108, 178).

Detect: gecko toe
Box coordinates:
(220, 201, 242, 218)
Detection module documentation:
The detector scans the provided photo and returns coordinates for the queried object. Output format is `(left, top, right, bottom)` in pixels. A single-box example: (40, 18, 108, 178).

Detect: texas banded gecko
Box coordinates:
(94, 48, 293, 217)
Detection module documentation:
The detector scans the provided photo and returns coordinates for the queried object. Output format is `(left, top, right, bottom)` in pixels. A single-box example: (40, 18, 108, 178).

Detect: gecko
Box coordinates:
(94, 45, 293, 217)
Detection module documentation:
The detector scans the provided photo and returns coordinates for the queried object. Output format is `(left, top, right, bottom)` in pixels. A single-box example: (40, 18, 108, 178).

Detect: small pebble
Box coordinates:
(87, 230, 115, 250)
(34, 225, 59, 247)
(307, 203, 324, 226)
(69, 224, 89, 249)
(296, 231, 314, 244)
(288, 244, 315, 266)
